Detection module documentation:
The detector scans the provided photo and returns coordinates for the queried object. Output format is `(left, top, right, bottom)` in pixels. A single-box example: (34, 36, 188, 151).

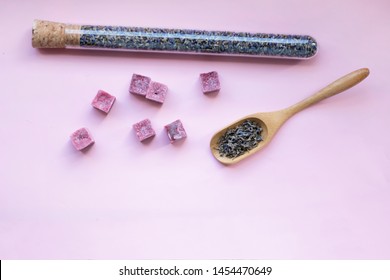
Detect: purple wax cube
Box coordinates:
(91, 90, 116, 113)
(133, 119, 156, 142)
(145, 81, 168, 104)
(70, 128, 95, 151)
(200, 71, 221, 94)
(129, 74, 151, 96)
(165, 119, 187, 143)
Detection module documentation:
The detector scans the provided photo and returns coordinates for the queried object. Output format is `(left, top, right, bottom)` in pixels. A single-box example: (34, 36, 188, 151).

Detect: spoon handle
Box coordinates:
(284, 68, 369, 117)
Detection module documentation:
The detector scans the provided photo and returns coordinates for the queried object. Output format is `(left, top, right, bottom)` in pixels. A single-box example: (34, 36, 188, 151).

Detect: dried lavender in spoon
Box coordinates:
(217, 120, 263, 158)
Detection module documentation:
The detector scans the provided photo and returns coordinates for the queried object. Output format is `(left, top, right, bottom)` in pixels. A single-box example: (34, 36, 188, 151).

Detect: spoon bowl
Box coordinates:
(210, 68, 370, 165)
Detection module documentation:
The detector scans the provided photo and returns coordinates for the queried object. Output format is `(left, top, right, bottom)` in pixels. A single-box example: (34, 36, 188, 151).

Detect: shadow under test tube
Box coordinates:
(32, 20, 318, 59)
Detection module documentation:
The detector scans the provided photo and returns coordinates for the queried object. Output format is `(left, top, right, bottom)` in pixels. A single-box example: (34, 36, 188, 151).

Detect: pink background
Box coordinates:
(1, 0, 389, 259)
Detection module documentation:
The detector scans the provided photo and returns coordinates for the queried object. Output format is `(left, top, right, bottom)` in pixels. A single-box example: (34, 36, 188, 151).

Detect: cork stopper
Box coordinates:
(32, 20, 81, 48)
(32, 20, 67, 48)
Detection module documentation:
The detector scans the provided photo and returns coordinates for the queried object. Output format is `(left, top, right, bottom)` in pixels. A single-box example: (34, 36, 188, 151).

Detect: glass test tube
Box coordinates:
(32, 20, 317, 59)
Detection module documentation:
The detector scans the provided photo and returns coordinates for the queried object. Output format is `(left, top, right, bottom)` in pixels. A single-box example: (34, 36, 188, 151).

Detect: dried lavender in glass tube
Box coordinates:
(32, 20, 318, 59)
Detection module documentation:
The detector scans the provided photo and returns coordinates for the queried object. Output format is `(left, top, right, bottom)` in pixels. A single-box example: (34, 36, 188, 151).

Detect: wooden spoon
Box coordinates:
(210, 68, 370, 165)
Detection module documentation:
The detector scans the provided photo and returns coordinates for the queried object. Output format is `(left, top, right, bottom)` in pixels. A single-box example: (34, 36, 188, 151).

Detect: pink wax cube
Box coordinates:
(70, 128, 95, 151)
(129, 74, 151, 96)
(200, 71, 221, 94)
(91, 90, 116, 113)
(133, 119, 156, 142)
(165, 119, 187, 143)
(145, 81, 168, 104)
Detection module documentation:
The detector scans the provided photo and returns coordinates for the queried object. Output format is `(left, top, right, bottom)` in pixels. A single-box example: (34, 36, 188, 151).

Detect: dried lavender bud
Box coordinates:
(217, 120, 263, 158)
(77, 25, 317, 58)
